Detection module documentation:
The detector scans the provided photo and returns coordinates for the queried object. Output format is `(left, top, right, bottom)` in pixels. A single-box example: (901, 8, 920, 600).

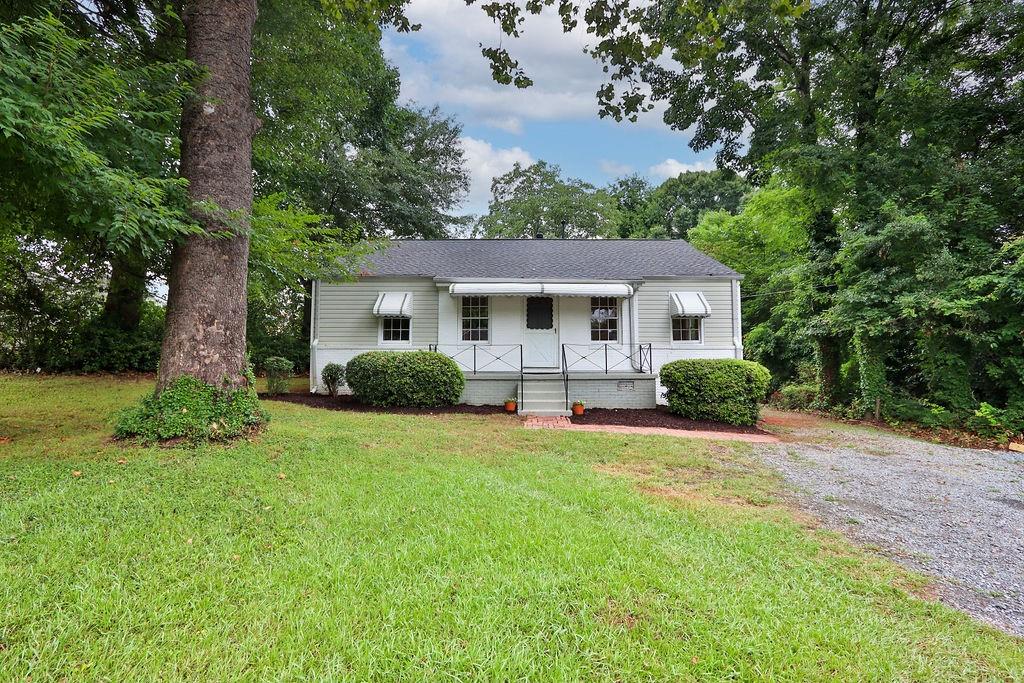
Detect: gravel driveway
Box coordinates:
(756, 409, 1024, 636)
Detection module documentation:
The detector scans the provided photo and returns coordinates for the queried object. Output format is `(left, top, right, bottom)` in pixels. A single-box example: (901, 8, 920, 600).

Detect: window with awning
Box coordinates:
(373, 292, 413, 318)
(669, 291, 711, 318)
(448, 282, 633, 297)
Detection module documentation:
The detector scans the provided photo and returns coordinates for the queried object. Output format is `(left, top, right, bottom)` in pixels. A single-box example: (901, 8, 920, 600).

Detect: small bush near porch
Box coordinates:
(346, 350, 464, 407)
(662, 359, 771, 426)
(1, 375, 1020, 680)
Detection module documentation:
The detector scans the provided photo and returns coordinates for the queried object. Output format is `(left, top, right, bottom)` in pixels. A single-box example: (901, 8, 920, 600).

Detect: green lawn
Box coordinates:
(1, 375, 1020, 681)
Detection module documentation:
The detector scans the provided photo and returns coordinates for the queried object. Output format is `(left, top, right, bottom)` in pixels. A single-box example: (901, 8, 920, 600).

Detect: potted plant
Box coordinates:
(571, 400, 585, 416)
(504, 396, 518, 412)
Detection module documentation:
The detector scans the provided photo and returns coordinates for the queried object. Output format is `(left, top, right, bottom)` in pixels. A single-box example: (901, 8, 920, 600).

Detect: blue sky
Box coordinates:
(382, 0, 714, 215)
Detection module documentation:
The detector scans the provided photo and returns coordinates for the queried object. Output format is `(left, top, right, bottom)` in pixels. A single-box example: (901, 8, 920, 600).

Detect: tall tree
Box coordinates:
(156, 0, 258, 391)
(607, 175, 653, 238)
(635, 169, 750, 239)
(252, 0, 467, 240)
(475, 161, 620, 239)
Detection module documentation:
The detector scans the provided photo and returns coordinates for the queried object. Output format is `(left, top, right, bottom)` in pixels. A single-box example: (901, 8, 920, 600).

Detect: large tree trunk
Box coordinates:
(101, 249, 148, 331)
(156, 0, 258, 393)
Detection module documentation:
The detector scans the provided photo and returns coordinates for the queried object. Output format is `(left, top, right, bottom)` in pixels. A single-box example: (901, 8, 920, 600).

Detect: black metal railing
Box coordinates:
(560, 343, 653, 374)
(561, 344, 569, 410)
(560, 343, 653, 409)
(429, 343, 525, 408)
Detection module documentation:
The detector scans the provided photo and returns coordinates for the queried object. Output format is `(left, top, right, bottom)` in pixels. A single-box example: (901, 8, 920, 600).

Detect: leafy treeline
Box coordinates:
(0, 1, 469, 373)
(473, 162, 749, 239)
(643, 0, 1024, 436)
(473, 0, 1024, 435)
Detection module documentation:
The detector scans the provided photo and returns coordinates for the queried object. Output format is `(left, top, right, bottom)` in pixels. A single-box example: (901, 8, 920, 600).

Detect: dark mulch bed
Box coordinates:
(570, 407, 771, 435)
(260, 392, 507, 416)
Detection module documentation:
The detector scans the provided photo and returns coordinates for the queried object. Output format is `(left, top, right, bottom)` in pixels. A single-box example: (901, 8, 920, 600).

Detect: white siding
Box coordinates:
(635, 278, 743, 405)
(636, 278, 736, 350)
(315, 277, 438, 347)
(310, 274, 743, 404)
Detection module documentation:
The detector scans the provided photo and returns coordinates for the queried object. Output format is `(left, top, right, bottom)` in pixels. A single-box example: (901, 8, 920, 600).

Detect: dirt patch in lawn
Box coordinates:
(571, 407, 772, 436)
(761, 407, 1014, 450)
(261, 392, 507, 416)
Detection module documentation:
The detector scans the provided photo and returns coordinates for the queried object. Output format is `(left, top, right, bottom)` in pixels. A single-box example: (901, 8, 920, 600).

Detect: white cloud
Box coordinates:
(598, 159, 633, 176)
(384, 0, 654, 130)
(647, 158, 715, 179)
(481, 116, 524, 134)
(459, 136, 535, 215)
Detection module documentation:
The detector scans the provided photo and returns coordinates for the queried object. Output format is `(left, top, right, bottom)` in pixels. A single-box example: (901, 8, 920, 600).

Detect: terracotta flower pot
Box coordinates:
(571, 403, 585, 416)
(505, 401, 517, 412)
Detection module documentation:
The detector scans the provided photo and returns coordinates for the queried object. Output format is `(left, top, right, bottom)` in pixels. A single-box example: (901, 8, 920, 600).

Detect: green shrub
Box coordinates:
(774, 383, 818, 410)
(965, 402, 1024, 443)
(72, 302, 165, 372)
(114, 373, 268, 443)
(883, 396, 957, 429)
(660, 359, 771, 426)
(264, 356, 293, 395)
(321, 362, 345, 396)
(346, 351, 464, 408)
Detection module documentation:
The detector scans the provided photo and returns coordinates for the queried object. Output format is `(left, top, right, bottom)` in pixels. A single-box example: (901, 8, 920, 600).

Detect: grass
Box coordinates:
(1, 374, 1021, 681)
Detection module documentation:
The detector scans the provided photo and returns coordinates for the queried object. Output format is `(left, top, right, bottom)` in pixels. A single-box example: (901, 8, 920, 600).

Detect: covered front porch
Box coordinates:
(434, 279, 651, 373)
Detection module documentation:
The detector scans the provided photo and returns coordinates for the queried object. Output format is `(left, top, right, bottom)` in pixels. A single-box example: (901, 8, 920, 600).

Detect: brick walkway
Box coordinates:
(523, 416, 779, 443)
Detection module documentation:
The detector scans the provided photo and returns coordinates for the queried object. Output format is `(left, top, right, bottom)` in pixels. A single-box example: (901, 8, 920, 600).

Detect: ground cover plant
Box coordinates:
(1, 374, 1021, 680)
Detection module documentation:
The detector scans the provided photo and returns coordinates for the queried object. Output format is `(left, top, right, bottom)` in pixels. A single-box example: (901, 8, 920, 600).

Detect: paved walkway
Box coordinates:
(756, 409, 1024, 636)
(523, 415, 780, 443)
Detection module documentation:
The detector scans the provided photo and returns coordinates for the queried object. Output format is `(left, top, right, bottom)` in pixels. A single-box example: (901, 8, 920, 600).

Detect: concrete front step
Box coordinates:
(520, 377, 567, 415)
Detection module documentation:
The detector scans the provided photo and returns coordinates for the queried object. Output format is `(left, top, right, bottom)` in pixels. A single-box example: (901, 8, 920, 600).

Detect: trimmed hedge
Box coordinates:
(346, 351, 464, 408)
(660, 359, 771, 426)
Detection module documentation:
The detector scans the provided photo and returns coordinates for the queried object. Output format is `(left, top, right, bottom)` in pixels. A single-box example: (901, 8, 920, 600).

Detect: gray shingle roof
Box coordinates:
(361, 239, 739, 280)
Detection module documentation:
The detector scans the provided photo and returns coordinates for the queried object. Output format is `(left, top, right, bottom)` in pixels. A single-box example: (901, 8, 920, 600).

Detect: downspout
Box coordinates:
(731, 279, 743, 359)
(629, 281, 641, 371)
(309, 280, 319, 392)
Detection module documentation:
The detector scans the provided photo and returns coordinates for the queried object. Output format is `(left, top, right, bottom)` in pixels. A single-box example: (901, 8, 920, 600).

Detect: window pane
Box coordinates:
(461, 296, 489, 342)
(382, 317, 410, 341)
(590, 297, 618, 342)
(672, 316, 700, 342)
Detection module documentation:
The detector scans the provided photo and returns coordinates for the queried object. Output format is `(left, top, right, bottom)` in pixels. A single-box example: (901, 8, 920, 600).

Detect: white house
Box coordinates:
(309, 239, 743, 415)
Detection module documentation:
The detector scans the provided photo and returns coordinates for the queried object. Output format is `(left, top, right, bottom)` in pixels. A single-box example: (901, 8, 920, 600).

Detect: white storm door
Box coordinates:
(524, 296, 559, 367)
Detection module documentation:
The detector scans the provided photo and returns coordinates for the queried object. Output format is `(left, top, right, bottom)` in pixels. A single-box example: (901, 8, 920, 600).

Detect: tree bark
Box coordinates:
(301, 278, 313, 346)
(156, 0, 258, 392)
(101, 250, 148, 331)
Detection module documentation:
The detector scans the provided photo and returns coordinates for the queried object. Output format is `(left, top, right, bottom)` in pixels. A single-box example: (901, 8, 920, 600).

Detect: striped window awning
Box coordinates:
(669, 291, 711, 317)
(448, 282, 633, 297)
(373, 292, 413, 317)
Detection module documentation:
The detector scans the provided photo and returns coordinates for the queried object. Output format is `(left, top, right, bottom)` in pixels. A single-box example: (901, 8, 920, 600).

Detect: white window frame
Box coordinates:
(459, 296, 490, 343)
(378, 317, 412, 346)
(670, 315, 705, 346)
(590, 297, 621, 343)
